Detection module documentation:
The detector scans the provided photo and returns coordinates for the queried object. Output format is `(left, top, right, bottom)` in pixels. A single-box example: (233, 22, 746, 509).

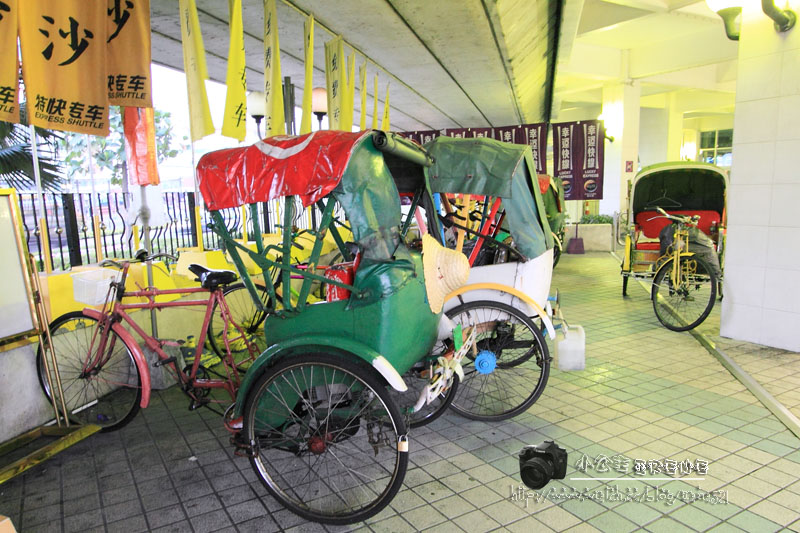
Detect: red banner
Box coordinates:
(553, 120, 604, 200)
(123, 107, 159, 186)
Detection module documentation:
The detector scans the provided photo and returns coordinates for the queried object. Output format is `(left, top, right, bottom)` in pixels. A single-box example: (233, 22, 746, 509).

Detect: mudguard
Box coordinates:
(234, 334, 407, 417)
(81, 308, 152, 408)
(443, 283, 556, 340)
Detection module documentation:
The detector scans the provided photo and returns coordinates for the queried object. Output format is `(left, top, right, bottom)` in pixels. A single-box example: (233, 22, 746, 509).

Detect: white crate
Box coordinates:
(71, 269, 120, 306)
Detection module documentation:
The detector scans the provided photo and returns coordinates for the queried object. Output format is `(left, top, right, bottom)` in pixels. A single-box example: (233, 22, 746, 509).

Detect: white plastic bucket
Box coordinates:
(556, 324, 585, 371)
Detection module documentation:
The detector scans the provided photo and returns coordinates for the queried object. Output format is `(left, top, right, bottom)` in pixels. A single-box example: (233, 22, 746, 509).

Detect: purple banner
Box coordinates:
(523, 123, 547, 176)
(400, 129, 441, 146)
(493, 124, 547, 175)
(469, 128, 493, 139)
(553, 120, 604, 200)
(445, 128, 469, 138)
(580, 121, 604, 200)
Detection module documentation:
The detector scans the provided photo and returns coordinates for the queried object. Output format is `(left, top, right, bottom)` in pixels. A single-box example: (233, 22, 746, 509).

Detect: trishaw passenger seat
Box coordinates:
(187, 263, 238, 290)
(635, 210, 721, 240)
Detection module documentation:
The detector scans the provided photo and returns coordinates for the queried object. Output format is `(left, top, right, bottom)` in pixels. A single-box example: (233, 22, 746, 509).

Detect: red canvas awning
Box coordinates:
(196, 130, 372, 210)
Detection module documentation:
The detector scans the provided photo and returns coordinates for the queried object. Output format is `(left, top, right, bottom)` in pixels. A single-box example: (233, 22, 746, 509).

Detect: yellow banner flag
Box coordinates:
(179, 0, 214, 141)
(264, 0, 284, 136)
(324, 36, 344, 130)
(299, 13, 314, 135)
(19, 1, 109, 135)
(371, 73, 378, 130)
(381, 82, 390, 131)
(107, 0, 152, 108)
(359, 61, 367, 131)
(222, 0, 247, 140)
(0, 0, 19, 123)
(341, 51, 355, 131)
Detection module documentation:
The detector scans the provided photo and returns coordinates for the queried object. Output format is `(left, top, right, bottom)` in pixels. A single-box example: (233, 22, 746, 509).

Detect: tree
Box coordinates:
(0, 104, 64, 191)
(60, 106, 186, 186)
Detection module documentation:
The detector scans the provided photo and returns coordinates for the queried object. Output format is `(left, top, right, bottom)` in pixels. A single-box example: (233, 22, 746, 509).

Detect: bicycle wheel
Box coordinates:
(243, 352, 408, 525)
(446, 301, 550, 422)
(390, 361, 459, 428)
(36, 311, 141, 431)
(208, 283, 270, 359)
(652, 256, 717, 331)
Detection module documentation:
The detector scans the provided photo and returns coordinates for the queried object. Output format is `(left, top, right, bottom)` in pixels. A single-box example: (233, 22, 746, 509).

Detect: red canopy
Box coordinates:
(196, 130, 372, 210)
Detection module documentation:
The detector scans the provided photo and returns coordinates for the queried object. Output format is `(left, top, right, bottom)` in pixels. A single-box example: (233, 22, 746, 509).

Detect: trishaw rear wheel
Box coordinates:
(652, 256, 717, 331)
(243, 352, 408, 525)
(208, 282, 270, 359)
(446, 301, 550, 422)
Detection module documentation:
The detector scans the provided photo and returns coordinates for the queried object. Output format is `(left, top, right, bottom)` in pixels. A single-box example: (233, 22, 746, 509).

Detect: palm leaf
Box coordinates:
(0, 108, 64, 191)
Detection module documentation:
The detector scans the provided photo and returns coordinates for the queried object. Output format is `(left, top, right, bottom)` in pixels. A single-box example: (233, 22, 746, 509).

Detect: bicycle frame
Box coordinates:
(79, 263, 257, 409)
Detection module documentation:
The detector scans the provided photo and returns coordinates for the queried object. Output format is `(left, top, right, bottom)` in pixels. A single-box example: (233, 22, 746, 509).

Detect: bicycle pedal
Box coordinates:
(154, 356, 177, 367)
(188, 398, 210, 411)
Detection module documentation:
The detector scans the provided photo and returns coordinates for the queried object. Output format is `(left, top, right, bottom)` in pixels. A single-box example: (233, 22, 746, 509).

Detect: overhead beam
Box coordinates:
(629, 27, 739, 79)
(480, 0, 524, 124)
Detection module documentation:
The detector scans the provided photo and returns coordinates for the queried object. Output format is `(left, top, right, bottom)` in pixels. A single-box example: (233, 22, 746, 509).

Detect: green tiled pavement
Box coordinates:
(1, 252, 798, 533)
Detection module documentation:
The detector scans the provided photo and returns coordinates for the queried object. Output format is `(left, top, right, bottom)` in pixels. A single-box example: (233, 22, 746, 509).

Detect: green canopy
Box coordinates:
(423, 136, 553, 259)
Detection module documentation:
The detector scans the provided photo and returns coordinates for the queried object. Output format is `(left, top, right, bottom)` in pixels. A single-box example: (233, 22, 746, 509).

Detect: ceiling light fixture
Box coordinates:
(247, 91, 267, 138)
(762, 0, 796, 32)
(706, 0, 742, 40)
(311, 87, 328, 131)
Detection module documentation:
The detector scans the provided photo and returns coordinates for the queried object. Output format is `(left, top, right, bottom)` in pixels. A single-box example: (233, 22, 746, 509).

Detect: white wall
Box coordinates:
(720, 1, 800, 352)
(0, 344, 54, 442)
(639, 107, 669, 168)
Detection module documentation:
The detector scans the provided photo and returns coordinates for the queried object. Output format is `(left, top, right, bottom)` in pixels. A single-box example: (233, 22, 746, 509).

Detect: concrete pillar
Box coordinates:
(666, 92, 684, 160)
(720, 0, 800, 351)
(600, 81, 641, 216)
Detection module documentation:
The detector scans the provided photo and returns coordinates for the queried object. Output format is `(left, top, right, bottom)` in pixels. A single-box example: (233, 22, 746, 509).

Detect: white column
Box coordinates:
(600, 81, 641, 216)
(666, 92, 684, 160)
(720, 0, 800, 351)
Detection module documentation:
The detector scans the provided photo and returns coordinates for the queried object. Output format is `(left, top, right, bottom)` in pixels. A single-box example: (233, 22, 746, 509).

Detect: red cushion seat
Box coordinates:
(635, 241, 661, 250)
(635, 210, 720, 239)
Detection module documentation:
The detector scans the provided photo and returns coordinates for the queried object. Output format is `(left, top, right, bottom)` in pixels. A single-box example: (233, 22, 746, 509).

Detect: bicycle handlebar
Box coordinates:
(651, 207, 699, 226)
(99, 259, 125, 269)
(99, 253, 177, 270)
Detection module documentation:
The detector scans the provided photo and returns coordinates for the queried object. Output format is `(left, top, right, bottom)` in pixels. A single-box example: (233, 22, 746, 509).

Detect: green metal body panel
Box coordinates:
(234, 252, 439, 415)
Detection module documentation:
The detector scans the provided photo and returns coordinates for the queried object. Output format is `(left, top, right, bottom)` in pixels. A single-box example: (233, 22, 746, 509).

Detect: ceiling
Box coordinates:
(149, 0, 739, 132)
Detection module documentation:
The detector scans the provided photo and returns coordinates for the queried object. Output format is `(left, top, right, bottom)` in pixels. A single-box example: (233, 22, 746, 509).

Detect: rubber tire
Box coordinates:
(445, 301, 550, 422)
(207, 283, 270, 358)
(622, 275, 629, 296)
(37, 311, 141, 432)
(652, 256, 717, 332)
(243, 352, 408, 525)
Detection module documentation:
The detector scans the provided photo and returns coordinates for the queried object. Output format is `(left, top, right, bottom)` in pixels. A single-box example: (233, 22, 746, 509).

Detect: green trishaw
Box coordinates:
(196, 130, 470, 524)
(378, 133, 559, 425)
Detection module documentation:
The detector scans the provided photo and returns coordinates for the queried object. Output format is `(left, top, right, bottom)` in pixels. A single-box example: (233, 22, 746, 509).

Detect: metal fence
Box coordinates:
(18, 191, 325, 272)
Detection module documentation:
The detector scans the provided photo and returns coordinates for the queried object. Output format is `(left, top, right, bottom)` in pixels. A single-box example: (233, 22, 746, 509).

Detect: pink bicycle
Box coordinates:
(36, 252, 265, 431)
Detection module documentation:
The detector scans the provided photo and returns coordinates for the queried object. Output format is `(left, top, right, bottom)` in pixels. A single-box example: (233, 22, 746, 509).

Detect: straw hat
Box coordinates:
(422, 234, 470, 313)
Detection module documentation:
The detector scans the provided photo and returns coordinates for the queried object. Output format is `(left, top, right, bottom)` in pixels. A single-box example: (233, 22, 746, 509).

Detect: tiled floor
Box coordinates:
(2, 252, 799, 532)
